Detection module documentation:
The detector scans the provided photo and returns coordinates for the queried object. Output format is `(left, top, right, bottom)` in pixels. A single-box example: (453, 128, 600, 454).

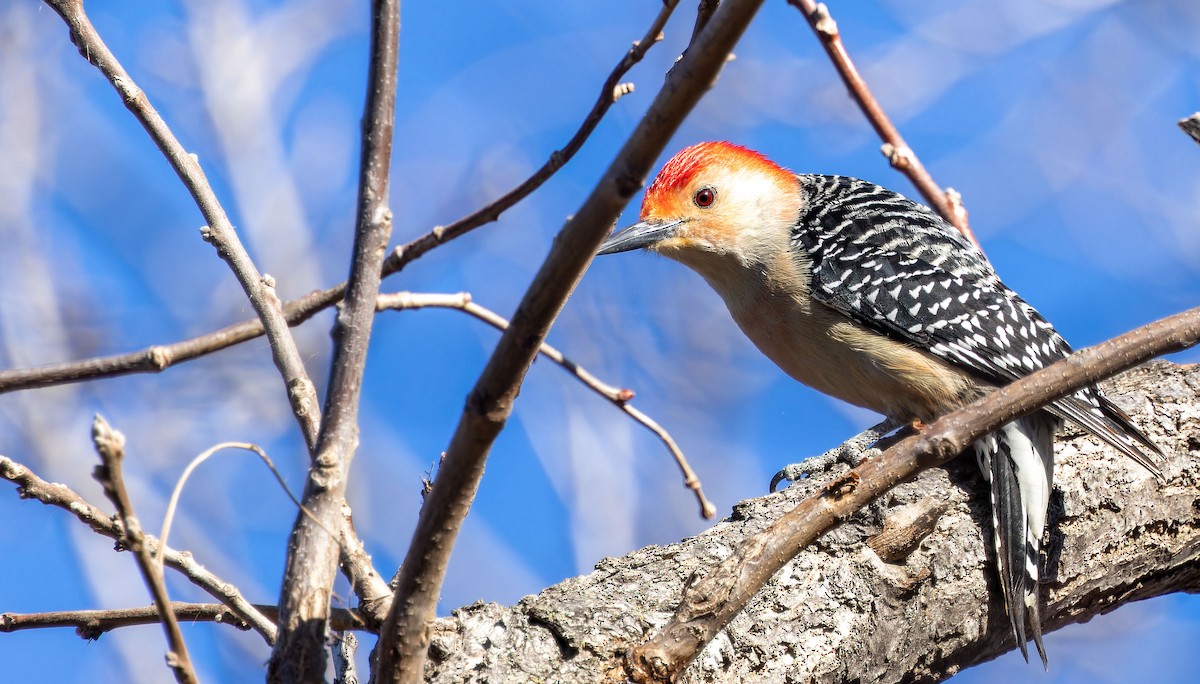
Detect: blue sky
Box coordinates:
(1, 0, 1198, 681)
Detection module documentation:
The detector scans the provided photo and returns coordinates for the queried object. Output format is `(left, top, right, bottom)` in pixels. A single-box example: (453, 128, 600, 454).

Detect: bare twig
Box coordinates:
(0, 603, 363, 639)
(1180, 113, 1200, 146)
(0, 455, 277, 642)
(377, 291, 716, 519)
(41, 0, 320, 447)
(373, 1, 766, 680)
(626, 305, 1200, 681)
(158, 442, 306, 576)
(865, 495, 950, 562)
(90, 416, 198, 684)
(268, 0, 401, 678)
(787, 0, 980, 250)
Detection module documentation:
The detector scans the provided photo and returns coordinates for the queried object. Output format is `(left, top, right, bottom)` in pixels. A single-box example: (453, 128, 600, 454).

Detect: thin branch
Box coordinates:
(373, 0, 766, 680)
(0, 454, 277, 643)
(268, 0, 401, 678)
(42, 0, 320, 448)
(1180, 113, 1200, 146)
(787, 0, 979, 250)
(0, 289, 331, 395)
(0, 603, 363, 640)
(376, 291, 716, 519)
(158, 442, 308, 578)
(91, 416, 198, 684)
(626, 305, 1200, 681)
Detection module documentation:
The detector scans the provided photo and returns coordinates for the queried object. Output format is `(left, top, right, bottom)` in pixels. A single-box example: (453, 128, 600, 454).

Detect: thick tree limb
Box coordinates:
(372, 1, 768, 680)
(414, 360, 1200, 682)
(628, 306, 1200, 680)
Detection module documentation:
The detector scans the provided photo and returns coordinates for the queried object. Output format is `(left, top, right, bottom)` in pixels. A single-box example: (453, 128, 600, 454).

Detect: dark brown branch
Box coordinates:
(1181, 113, 1200, 146)
(0, 454, 276, 642)
(41, 0, 321, 447)
(372, 1, 766, 681)
(626, 306, 1200, 681)
(0, 603, 364, 640)
(91, 416, 198, 684)
(376, 291, 716, 519)
(268, 0, 401, 679)
(787, 0, 979, 250)
(690, 0, 721, 44)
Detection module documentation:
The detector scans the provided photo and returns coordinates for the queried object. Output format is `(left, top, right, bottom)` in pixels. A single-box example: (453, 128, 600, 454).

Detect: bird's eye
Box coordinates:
(694, 187, 716, 208)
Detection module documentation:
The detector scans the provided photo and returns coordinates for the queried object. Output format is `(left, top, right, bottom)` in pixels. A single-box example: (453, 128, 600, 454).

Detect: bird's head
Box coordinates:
(598, 141, 801, 268)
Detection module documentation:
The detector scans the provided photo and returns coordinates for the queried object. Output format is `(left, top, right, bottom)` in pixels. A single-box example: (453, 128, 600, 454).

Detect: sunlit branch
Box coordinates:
(787, 0, 979, 250)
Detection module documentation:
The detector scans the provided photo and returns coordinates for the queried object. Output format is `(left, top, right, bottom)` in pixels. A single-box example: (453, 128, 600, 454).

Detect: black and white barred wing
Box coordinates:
(793, 175, 1161, 472)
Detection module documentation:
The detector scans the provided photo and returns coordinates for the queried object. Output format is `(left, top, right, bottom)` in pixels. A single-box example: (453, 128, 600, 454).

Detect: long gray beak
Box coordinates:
(597, 218, 684, 255)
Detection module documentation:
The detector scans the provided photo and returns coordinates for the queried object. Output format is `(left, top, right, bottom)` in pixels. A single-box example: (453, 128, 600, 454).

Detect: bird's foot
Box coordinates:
(770, 444, 880, 492)
(769, 417, 902, 493)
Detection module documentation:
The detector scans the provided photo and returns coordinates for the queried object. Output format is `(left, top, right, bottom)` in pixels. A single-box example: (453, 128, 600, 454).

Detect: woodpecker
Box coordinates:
(597, 141, 1162, 665)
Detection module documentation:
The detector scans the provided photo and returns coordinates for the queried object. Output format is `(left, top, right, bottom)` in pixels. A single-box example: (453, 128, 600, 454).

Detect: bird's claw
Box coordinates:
(770, 444, 879, 492)
(769, 418, 901, 493)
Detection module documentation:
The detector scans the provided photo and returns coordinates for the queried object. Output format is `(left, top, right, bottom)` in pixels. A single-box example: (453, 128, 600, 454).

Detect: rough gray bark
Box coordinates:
(418, 361, 1200, 683)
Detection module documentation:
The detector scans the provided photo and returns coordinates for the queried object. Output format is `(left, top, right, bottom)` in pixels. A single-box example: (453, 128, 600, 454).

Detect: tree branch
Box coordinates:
(41, 0, 321, 447)
(337, 500, 393, 630)
(0, 603, 363, 640)
(1, 0, 679, 400)
(268, 0, 401, 679)
(628, 306, 1200, 680)
(413, 360, 1200, 683)
(787, 0, 978, 249)
(0, 455, 277, 643)
(90, 416, 198, 684)
(372, 1, 768, 680)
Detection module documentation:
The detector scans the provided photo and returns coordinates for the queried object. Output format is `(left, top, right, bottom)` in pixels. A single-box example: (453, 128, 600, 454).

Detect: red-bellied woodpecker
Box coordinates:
(597, 141, 1162, 665)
